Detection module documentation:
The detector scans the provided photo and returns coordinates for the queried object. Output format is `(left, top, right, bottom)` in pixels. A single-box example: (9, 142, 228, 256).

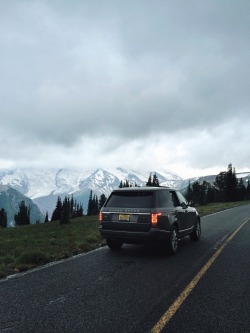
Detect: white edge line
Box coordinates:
(0, 246, 107, 283)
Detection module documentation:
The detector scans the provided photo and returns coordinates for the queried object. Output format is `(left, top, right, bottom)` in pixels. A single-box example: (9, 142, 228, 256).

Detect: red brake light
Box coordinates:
(99, 212, 103, 222)
(151, 212, 162, 226)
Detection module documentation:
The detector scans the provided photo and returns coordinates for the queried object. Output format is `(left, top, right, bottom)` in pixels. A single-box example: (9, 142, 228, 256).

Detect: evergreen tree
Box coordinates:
(60, 197, 70, 224)
(246, 181, 250, 200)
(186, 164, 247, 205)
(14, 201, 30, 226)
(51, 195, 84, 221)
(226, 164, 238, 202)
(206, 182, 216, 203)
(214, 164, 238, 202)
(146, 173, 152, 186)
(0, 208, 7, 228)
(185, 181, 193, 202)
(237, 178, 246, 201)
(99, 194, 107, 211)
(87, 190, 93, 216)
(214, 171, 227, 201)
(146, 172, 160, 186)
(44, 211, 49, 223)
(51, 196, 63, 221)
(93, 195, 99, 215)
(152, 173, 160, 186)
(77, 203, 84, 217)
(69, 195, 74, 216)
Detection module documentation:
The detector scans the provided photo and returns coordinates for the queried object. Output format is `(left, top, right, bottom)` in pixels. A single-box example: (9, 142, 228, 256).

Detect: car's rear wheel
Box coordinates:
(167, 226, 178, 255)
(106, 238, 123, 250)
(190, 220, 201, 241)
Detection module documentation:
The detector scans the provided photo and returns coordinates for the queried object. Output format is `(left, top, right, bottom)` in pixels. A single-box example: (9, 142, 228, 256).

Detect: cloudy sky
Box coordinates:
(0, 0, 249, 178)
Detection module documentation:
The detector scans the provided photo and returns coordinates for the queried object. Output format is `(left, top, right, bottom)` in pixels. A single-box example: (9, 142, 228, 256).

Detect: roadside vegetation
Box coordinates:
(0, 215, 105, 279)
(195, 200, 250, 217)
(0, 200, 249, 279)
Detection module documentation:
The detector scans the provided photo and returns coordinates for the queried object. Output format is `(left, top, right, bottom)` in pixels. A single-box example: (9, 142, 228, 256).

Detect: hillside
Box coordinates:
(0, 184, 44, 226)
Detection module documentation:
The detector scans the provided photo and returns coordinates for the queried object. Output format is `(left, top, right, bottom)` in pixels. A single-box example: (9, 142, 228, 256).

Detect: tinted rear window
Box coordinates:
(154, 190, 172, 207)
(105, 191, 153, 208)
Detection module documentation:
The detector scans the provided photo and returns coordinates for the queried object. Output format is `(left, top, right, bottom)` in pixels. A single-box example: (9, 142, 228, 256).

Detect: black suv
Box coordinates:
(99, 187, 201, 254)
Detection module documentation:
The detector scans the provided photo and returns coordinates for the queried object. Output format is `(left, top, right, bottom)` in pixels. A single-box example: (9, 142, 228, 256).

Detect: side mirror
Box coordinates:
(188, 200, 194, 207)
(181, 202, 188, 209)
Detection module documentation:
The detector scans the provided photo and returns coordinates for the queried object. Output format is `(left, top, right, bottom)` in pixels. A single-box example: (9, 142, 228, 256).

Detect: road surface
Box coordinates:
(1, 205, 249, 333)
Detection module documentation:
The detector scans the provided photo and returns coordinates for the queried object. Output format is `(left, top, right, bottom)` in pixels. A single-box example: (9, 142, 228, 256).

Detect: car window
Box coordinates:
(169, 191, 180, 207)
(105, 191, 153, 208)
(176, 191, 188, 205)
(155, 190, 171, 207)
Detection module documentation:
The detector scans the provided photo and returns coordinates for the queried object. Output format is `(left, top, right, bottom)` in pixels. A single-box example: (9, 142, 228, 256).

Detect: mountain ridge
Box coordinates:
(1, 167, 249, 219)
(0, 167, 183, 217)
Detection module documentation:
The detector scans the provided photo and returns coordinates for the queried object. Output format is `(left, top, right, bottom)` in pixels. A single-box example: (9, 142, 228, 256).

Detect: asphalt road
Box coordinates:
(1, 205, 249, 333)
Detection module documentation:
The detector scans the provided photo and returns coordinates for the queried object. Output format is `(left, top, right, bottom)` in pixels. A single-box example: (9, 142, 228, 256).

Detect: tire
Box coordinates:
(190, 220, 201, 241)
(106, 238, 123, 250)
(167, 226, 178, 255)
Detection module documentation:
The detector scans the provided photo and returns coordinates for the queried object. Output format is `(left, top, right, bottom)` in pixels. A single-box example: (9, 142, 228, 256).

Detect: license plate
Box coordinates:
(119, 214, 130, 221)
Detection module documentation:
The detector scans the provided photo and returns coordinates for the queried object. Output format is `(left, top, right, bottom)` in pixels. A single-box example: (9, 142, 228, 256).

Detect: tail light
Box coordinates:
(99, 212, 103, 222)
(151, 212, 162, 226)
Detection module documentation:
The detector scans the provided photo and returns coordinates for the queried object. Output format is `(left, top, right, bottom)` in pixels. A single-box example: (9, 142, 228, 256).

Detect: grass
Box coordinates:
(0, 216, 105, 278)
(0, 201, 249, 279)
(195, 200, 250, 217)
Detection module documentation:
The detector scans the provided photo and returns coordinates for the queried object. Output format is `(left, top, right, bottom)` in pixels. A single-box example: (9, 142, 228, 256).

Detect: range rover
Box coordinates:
(99, 187, 201, 254)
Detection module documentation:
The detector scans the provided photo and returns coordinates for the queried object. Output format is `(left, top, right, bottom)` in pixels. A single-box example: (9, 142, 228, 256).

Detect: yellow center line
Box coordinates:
(151, 217, 250, 333)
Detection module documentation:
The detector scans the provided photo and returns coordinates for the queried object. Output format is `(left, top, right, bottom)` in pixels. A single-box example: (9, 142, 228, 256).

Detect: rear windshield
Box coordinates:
(105, 191, 153, 208)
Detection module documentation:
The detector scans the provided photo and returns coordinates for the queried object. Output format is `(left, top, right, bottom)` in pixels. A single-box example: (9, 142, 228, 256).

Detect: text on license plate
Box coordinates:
(119, 214, 130, 221)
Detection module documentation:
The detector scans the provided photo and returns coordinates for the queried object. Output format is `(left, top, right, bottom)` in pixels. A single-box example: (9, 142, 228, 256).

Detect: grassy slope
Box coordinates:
(0, 216, 105, 278)
(0, 201, 249, 278)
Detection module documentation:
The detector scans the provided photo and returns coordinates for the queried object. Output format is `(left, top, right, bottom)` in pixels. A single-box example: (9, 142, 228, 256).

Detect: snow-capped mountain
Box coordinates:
(0, 167, 183, 218)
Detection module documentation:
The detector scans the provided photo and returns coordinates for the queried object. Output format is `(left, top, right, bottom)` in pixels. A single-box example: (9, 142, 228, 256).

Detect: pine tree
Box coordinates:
(87, 190, 93, 216)
(51, 197, 63, 221)
(93, 195, 99, 215)
(14, 201, 30, 226)
(0, 208, 7, 228)
(146, 172, 160, 186)
(226, 164, 237, 202)
(214, 171, 227, 201)
(246, 181, 250, 200)
(44, 211, 49, 223)
(99, 194, 107, 211)
(152, 173, 160, 186)
(186, 181, 193, 201)
(237, 178, 246, 201)
(146, 173, 152, 186)
(77, 203, 84, 217)
(60, 197, 70, 224)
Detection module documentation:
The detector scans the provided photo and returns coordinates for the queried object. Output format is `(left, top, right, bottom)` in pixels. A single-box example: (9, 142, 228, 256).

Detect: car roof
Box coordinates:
(112, 186, 176, 192)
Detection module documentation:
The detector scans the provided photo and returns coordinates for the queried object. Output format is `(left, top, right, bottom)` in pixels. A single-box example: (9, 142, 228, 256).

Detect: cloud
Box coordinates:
(0, 0, 249, 177)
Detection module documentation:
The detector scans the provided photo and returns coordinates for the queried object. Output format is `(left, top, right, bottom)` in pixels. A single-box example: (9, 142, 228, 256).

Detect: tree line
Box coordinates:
(87, 190, 107, 216)
(118, 172, 160, 188)
(51, 195, 84, 224)
(0, 200, 32, 228)
(0, 194, 85, 228)
(1, 165, 249, 227)
(185, 164, 250, 205)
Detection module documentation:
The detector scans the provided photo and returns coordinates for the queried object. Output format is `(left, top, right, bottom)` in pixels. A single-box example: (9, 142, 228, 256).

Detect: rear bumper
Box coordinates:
(99, 226, 171, 243)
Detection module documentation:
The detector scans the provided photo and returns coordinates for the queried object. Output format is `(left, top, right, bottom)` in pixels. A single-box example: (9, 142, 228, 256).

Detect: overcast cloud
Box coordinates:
(0, 0, 249, 178)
